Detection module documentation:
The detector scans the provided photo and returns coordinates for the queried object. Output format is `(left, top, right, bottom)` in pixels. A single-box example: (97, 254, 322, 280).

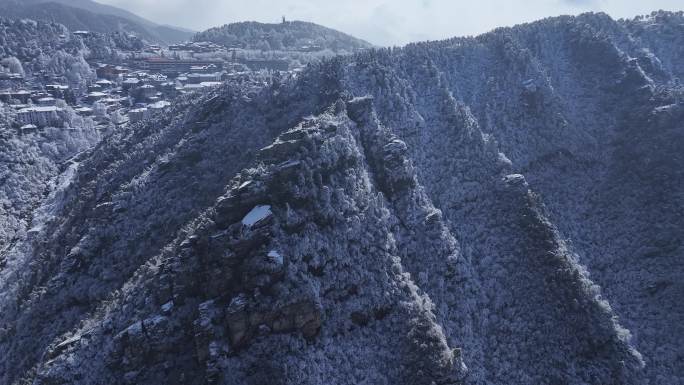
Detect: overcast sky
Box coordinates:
(96, 0, 683, 46)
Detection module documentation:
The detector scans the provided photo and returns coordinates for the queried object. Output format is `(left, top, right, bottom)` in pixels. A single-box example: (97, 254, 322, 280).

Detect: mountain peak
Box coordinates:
(194, 20, 373, 52)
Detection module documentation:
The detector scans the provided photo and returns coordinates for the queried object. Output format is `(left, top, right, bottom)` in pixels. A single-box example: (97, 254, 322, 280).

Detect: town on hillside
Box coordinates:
(0, 29, 312, 134)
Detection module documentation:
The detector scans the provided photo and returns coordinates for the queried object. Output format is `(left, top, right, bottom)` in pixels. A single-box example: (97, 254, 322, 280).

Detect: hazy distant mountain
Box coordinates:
(0, 0, 193, 44)
(194, 20, 373, 52)
(33, 0, 197, 43)
(24, 0, 167, 28)
(2, 10, 684, 385)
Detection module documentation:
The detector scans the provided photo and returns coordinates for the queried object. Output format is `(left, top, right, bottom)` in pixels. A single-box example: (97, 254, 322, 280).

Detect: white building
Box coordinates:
(36, 97, 56, 106)
(75, 107, 93, 116)
(16, 106, 64, 127)
(183, 82, 222, 92)
(95, 79, 113, 89)
(139, 84, 156, 98)
(128, 108, 150, 123)
(185, 72, 223, 84)
(148, 100, 171, 113)
(20, 124, 38, 133)
(87, 92, 107, 103)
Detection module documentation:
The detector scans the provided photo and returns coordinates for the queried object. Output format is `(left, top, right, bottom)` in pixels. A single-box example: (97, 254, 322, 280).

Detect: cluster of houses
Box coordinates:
(168, 41, 225, 53)
(1, 33, 308, 133)
(102, 59, 229, 122)
(1, 85, 73, 130)
(0, 58, 198, 131)
(0, 61, 177, 131)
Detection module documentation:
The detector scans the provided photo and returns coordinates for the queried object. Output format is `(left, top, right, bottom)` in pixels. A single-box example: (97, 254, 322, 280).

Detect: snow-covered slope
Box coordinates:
(0, 11, 682, 385)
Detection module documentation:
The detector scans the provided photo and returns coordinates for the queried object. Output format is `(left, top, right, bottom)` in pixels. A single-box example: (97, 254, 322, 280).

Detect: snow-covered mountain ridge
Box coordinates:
(0, 10, 682, 385)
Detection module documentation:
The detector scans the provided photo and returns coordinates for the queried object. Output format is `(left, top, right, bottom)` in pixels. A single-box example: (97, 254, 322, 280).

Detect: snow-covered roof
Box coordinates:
(149, 101, 171, 109)
(241, 205, 272, 227)
(161, 301, 174, 313)
(199, 82, 222, 87)
(18, 106, 62, 113)
(102, 97, 124, 103)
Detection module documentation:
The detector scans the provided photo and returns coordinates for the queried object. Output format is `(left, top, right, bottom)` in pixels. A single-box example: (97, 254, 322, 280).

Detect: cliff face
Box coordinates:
(1, 11, 682, 385)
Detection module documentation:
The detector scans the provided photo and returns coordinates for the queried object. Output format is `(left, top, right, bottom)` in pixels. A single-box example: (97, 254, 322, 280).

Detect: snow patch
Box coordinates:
(503, 174, 527, 187)
(497, 152, 513, 167)
(161, 301, 174, 313)
(654, 104, 677, 113)
(55, 332, 85, 350)
(278, 160, 301, 169)
(227, 294, 248, 314)
(267, 249, 283, 265)
(522, 79, 538, 92)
